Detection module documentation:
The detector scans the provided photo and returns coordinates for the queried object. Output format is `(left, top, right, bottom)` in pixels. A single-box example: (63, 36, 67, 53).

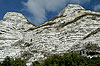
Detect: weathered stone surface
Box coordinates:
(0, 4, 100, 65)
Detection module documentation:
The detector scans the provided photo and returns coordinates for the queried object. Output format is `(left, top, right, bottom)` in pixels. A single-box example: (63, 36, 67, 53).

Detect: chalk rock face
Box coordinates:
(0, 4, 100, 65)
(0, 12, 35, 61)
(58, 4, 85, 16)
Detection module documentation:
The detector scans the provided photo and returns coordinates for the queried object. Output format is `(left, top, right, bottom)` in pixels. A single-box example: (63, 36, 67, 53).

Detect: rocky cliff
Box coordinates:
(0, 4, 100, 65)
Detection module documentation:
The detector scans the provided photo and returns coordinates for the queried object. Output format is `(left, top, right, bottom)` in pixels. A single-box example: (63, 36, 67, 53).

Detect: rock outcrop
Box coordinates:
(0, 4, 100, 65)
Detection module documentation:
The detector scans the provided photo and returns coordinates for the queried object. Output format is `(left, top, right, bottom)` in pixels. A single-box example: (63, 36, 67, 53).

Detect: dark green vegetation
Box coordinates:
(31, 53, 100, 66)
(0, 53, 100, 66)
(0, 56, 26, 66)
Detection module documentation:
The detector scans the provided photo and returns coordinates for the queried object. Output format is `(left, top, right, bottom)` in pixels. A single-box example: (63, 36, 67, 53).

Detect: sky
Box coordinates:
(0, 0, 100, 26)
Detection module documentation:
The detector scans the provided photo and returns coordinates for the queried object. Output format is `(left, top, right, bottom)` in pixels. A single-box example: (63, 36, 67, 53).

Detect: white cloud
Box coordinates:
(23, 0, 91, 25)
(94, 4, 100, 11)
(23, 0, 67, 25)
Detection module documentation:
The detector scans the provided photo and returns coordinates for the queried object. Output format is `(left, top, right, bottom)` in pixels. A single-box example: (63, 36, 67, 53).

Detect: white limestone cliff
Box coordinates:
(0, 4, 100, 65)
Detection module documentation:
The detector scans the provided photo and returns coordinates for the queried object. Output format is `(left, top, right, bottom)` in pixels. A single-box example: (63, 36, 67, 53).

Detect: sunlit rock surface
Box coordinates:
(0, 4, 100, 65)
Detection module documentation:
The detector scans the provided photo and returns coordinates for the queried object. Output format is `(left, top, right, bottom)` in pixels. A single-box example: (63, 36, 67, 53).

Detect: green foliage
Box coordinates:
(31, 53, 100, 66)
(0, 56, 26, 66)
(0, 53, 100, 66)
(10, 58, 26, 66)
(1, 56, 11, 66)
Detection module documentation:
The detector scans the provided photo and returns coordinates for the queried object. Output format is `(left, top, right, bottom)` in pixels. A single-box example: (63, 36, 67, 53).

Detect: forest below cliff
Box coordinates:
(0, 52, 100, 66)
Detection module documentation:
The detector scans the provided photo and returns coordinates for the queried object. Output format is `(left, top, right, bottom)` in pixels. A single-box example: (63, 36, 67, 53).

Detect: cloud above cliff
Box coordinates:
(23, 0, 67, 25)
(23, 0, 91, 25)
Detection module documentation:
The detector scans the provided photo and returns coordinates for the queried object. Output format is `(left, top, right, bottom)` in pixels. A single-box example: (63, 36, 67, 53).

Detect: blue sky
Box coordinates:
(0, 0, 100, 26)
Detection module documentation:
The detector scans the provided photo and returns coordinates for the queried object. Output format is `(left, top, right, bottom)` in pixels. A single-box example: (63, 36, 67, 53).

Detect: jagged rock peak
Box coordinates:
(3, 12, 28, 23)
(1, 12, 35, 31)
(67, 4, 84, 9)
(58, 4, 85, 16)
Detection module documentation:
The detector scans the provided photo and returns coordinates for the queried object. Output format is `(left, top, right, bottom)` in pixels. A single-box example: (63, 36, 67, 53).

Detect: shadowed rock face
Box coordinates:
(0, 4, 100, 65)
